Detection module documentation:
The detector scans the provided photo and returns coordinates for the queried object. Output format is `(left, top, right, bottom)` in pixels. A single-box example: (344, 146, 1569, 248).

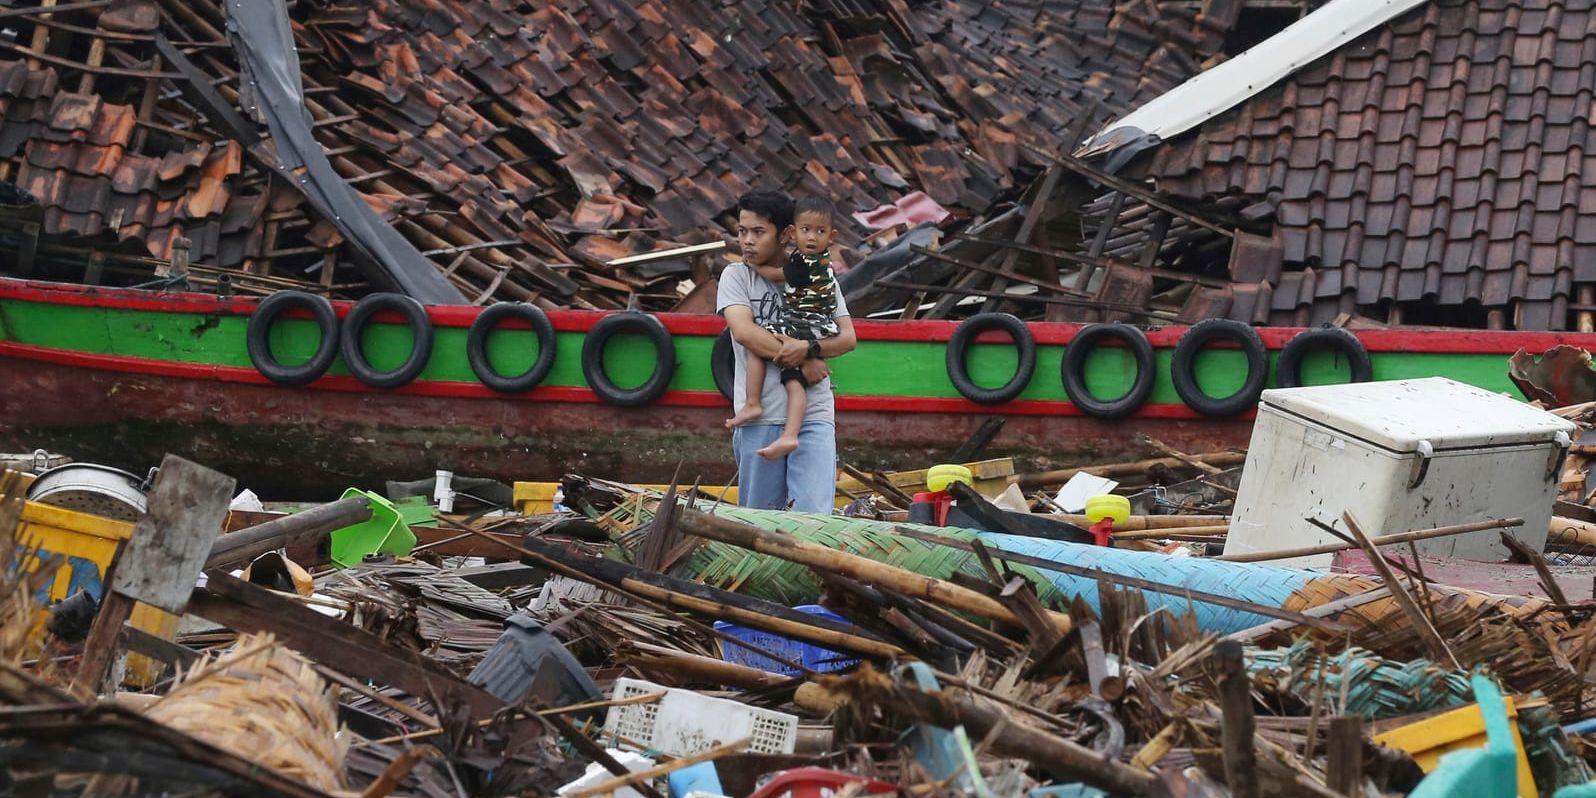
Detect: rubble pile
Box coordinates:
(11, 415, 1596, 797)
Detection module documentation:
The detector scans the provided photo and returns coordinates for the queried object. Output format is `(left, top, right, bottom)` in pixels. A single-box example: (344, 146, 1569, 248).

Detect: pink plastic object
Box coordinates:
(747, 768, 897, 798)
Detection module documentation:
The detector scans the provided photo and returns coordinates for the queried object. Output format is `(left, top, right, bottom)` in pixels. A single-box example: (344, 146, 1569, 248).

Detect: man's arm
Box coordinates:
(798, 316, 855, 384)
(817, 315, 856, 357)
(724, 305, 807, 364)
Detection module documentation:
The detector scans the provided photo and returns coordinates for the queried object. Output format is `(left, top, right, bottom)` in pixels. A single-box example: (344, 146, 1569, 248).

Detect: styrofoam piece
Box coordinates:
(558, 749, 654, 798)
(1054, 473, 1118, 513)
(1228, 378, 1575, 565)
(603, 677, 798, 756)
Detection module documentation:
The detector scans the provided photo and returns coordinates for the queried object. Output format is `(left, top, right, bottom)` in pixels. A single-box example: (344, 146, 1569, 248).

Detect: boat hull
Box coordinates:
(0, 276, 1585, 498)
(0, 355, 1254, 498)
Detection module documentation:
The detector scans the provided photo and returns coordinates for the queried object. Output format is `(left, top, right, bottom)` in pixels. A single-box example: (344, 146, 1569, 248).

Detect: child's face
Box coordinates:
(793, 211, 834, 257)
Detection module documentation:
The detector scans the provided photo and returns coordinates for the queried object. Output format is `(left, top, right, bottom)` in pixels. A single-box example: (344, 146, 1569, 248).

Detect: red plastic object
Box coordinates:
(1090, 517, 1115, 547)
(747, 767, 897, 798)
(912, 490, 952, 526)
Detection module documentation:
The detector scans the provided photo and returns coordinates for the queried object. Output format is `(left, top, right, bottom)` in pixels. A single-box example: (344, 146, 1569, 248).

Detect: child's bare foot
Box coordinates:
(757, 434, 800, 460)
(726, 404, 763, 429)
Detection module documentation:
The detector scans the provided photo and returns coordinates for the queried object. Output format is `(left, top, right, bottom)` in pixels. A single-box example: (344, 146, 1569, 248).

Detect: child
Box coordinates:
(726, 196, 841, 460)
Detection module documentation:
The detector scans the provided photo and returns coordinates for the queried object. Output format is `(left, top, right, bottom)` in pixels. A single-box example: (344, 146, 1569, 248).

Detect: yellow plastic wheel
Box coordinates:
(1084, 494, 1131, 526)
(926, 464, 974, 493)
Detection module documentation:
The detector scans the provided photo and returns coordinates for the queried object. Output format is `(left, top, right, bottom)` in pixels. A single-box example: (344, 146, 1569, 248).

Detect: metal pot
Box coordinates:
(26, 463, 156, 522)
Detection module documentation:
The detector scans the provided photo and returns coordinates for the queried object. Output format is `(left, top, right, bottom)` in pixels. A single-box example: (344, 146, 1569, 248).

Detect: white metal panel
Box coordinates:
(1077, 0, 1429, 157)
(1259, 377, 1575, 452)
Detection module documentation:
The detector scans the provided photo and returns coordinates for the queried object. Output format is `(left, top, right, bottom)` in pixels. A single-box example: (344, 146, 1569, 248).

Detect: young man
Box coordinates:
(725, 197, 843, 461)
(717, 191, 857, 513)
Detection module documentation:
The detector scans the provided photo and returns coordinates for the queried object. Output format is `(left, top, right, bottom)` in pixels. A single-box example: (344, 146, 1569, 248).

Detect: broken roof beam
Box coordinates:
(1025, 143, 1234, 238)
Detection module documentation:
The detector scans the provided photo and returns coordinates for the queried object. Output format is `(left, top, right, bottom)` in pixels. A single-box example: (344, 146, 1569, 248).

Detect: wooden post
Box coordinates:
(1012, 451, 1247, 488)
(1326, 715, 1364, 798)
(1214, 640, 1259, 798)
(71, 456, 235, 698)
(981, 165, 1063, 313)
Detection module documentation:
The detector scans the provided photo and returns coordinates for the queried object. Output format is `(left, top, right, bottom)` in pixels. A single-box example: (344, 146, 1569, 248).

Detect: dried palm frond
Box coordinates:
(0, 468, 55, 667)
(96, 632, 347, 793)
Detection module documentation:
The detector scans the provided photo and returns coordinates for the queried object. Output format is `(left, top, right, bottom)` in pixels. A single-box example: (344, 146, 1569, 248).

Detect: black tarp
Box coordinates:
(222, 0, 465, 304)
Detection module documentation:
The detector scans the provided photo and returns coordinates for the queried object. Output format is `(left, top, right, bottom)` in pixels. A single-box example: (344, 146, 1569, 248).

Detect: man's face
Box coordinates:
(737, 209, 791, 271)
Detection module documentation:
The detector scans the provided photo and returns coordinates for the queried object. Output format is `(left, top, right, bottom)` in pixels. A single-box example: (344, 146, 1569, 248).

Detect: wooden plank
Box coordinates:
(111, 456, 235, 613)
(1327, 715, 1364, 797)
(607, 240, 726, 267)
(188, 573, 509, 721)
(1027, 143, 1235, 238)
(950, 418, 1007, 463)
(833, 457, 1014, 496)
(982, 165, 1062, 313)
(1214, 640, 1259, 798)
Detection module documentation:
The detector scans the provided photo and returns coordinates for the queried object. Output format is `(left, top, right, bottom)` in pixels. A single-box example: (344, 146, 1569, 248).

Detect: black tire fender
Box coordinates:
(945, 312, 1037, 405)
(1170, 318, 1269, 416)
(467, 302, 557, 392)
(339, 293, 435, 390)
(245, 290, 340, 386)
(1061, 323, 1156, 420)
(711, 328, 735, 401)
(581, 311, 677, 407)
(1275, 326, 1373, 388)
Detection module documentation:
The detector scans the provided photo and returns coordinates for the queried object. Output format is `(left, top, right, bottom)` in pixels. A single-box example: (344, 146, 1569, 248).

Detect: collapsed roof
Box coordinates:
(0, 0, 1254, 309)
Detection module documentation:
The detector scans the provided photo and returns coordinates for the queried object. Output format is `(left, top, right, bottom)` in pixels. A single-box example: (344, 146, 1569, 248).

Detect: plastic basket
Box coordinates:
(329, 489, 417, 568)
(602, 677, 798, 756)
(714, 605, 859, 677)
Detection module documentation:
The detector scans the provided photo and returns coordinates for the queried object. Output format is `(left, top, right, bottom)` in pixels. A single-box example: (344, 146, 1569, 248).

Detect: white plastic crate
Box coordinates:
(602, 677, 798, 756)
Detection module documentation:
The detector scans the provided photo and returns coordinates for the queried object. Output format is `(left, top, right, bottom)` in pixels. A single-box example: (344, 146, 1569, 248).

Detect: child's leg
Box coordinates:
(756, 375, 807, 460)
(725, 350, 768, 428)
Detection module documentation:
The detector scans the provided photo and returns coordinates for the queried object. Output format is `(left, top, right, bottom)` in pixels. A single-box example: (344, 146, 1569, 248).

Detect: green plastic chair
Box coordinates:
(328, 489, 417, 568)
(1409, 674, 1522, 798)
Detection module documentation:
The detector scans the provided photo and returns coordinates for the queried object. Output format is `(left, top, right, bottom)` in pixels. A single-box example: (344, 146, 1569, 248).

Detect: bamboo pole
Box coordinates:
(1548, 516, 1596, 550)
(836, 672, 1155, 795)
(562, 738, 750, 798)
(620, 579, 903, 659)
(1110, 524, 1230, 540)
(1048, 514, 1230, 530)
(1013, 451, 1247, 488)
(623, 643, 790, 690)
(1216, 517, 1523, 563)
(677, 509, 1072, 635)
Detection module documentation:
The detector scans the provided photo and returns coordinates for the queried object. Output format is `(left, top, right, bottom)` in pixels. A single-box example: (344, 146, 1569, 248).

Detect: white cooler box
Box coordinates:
(1226, 377, 1574, 567)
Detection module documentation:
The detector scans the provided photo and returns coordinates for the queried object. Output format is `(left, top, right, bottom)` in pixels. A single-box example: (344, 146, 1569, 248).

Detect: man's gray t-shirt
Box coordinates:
(715, 262, 849, 427)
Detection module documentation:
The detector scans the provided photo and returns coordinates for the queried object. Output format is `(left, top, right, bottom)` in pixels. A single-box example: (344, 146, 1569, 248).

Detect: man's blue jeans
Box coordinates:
(732, 421, 837, 513)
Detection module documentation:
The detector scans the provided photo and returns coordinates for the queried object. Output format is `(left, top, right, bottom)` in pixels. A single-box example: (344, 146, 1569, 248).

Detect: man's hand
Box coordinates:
(800, 358, 830, 385)
(773, 336, 808, 367)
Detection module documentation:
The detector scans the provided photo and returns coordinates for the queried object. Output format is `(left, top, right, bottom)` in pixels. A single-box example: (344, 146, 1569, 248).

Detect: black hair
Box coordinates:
(737, 190, 794, 231)
(794, 196, 837, 225)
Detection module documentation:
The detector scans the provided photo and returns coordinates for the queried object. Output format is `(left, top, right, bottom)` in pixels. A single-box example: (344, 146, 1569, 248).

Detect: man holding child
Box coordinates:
(717, 191, 857, 513)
